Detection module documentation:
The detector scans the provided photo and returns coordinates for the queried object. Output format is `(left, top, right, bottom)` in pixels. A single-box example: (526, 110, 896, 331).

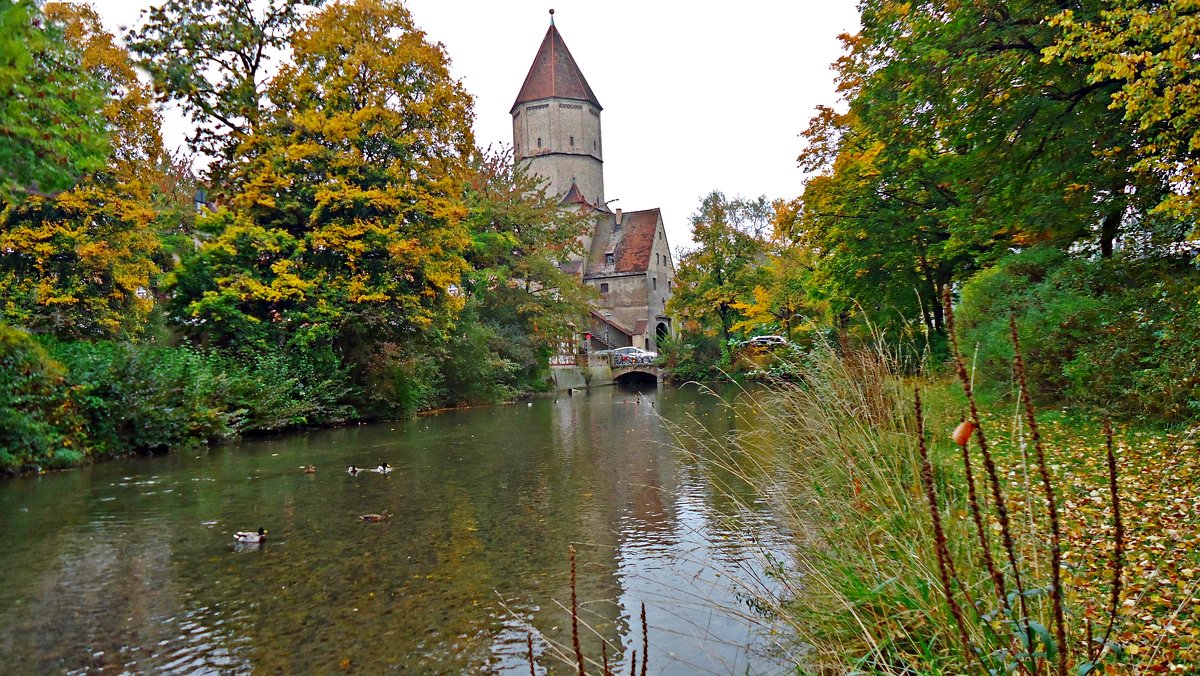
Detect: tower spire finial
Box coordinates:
(549, 8, 555, 25)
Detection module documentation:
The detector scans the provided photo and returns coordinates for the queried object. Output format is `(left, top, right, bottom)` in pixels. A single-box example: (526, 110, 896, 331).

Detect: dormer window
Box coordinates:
(605, 253, 614, 266)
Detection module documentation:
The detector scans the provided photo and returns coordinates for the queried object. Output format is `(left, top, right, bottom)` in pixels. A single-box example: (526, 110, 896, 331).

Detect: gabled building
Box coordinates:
(511, 12, 674, 353)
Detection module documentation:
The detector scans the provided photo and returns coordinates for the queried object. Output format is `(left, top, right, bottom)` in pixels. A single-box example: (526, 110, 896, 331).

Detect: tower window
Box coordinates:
(652, 277, 657, 290)
(537, 137, 542, 148)
(605, 253, 614, 266)
(569, 135, 574, 146)
(593, 140, 597, 150)
(600, 283, 609, 293)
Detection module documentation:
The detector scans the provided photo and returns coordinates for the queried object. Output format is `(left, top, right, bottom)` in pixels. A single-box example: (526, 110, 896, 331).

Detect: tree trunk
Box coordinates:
(1100, 211, 1120, 258)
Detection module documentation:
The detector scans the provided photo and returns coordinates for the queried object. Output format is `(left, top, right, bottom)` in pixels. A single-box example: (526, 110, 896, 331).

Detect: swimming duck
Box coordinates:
(347, 465, 360, 476)
(374, 463, 392, 474)
(302, 464, 316, 474)
(234, 527, 267, 544)
(360, 510, 391, 523)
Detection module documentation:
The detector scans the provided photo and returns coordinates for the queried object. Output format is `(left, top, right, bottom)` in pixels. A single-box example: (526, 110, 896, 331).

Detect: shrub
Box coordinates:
(659, 331, 724, 382)
(958, 248, 1200, 421)
(0, 324, 88, 472)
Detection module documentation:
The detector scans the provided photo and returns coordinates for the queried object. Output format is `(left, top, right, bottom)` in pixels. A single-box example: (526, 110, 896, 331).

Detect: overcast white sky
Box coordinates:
(88, 0, 860, 251)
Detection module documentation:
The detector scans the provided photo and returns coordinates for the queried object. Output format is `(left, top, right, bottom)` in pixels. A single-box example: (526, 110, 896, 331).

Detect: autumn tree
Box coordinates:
(445, 146, 593, 400)
(731, 236, 823, 343)
(170, 0, 475, 413)
(0, 0, 108, 199)
(0, 3, 167, 339)
(1048, 0, 1200, 222)
(792, 0, 1180, 341)
(126, 0, 323, 188)
(668, 192, 770, 349)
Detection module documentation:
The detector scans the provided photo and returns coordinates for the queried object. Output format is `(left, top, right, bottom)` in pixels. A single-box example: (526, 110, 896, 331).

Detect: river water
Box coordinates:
(0, 383, 796, 674)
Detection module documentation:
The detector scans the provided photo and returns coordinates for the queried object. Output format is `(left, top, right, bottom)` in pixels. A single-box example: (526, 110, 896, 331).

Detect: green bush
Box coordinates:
(50, 340, 239, 453)
(958, 248, 1200, 421)
(659, 331, 725, 382)
(0, 324, 88, 472)
(438, 321, 520, 407)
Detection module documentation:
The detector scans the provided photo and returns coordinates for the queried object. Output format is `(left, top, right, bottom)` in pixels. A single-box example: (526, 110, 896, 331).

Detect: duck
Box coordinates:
(360, 510, 391, 523)
(347, 465, 360, 476)
(302, 464, 316, 474)
(234, 527, 267, 544)
(374, 462, 392, 474)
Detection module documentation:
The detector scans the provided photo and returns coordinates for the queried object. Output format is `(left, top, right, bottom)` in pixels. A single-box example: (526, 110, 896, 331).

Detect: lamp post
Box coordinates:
(604, 311, 611, 349)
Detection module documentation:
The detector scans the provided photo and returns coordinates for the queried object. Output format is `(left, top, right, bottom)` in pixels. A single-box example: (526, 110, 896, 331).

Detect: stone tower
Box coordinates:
(511, 11, 604, 209)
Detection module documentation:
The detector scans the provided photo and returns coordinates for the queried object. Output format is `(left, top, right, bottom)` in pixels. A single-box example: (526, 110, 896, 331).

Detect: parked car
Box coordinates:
(609, 346, 657, 365)
(745, 335, 788, 348)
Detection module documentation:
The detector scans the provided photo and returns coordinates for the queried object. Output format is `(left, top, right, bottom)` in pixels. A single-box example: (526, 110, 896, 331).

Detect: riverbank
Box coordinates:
(1, 326, 556, 477)
(688, 345, 1199, 673)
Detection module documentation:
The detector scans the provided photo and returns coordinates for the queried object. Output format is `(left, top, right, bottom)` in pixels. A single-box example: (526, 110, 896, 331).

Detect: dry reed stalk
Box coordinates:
(628, 651, 636, 676)
(1009, 315, 1068, 675)
(601, 641, 610, 676)
(570, 545, 585, 675)
(1098, 418, 1125, 660)
(528, 632, 536, 676)
(914, 387, 981, 671)
(640, 602, 648, 676)
(943, 290, 1026, 634)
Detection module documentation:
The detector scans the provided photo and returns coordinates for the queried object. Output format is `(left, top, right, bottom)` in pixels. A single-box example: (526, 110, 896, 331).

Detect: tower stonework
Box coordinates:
(511, 16, 604, 207)
(514, 13, 675, 356)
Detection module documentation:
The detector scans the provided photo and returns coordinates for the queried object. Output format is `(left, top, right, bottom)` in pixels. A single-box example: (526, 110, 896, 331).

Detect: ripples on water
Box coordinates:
(0, 384, 797, 673)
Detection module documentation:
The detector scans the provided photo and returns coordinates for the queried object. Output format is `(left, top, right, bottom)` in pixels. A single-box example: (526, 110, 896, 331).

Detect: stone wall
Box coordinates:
(513, 100, 603, 205)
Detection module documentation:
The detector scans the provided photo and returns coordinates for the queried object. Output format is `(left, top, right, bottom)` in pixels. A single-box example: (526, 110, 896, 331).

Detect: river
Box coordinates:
(0, 383, 796, 674)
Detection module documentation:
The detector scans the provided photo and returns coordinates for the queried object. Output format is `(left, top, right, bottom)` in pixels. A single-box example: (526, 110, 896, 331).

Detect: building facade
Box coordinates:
(512, 14, 674, 353)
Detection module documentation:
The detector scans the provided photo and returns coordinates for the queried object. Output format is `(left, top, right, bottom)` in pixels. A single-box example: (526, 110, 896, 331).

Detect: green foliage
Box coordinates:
(657, 331, 725, 382)
(668, 192, 771, 348)
(436, 318, 519, 407)
(170, 0, 477, 418)
(0, 323, 86, 472)
(456, 146, 593, 399)
(125, 0, 323, 185)
(0, 0, 109, 200)
(1048, 0, 1200, 221)
(0, 3, 175, 341)
(786, 0, 1179, 343)
(51, 340, 238, 452)
(959, 248, 1200, 421)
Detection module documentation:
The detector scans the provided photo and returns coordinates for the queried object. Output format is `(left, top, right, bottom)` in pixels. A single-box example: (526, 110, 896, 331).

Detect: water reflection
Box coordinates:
(0, 383, 794, 673)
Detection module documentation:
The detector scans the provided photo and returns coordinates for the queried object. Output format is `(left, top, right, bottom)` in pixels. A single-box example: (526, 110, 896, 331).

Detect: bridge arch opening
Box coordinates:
(613, 370, 657, 386)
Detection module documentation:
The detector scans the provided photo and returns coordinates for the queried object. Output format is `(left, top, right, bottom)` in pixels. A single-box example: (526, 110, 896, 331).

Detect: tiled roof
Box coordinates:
(585, 208, 660, 277)
(614, 209, 660, 273)
(511, 22, 602, 113)
(559, 181, 593, 208)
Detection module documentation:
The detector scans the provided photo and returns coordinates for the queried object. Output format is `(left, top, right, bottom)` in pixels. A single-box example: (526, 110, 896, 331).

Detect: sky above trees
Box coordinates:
(89, 0, 861, 251)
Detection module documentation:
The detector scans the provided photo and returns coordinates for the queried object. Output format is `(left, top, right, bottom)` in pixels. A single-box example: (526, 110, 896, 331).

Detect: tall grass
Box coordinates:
(667, 314, 1128, 673)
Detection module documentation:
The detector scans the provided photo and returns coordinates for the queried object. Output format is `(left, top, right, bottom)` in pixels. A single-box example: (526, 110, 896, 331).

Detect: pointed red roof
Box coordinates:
(559, 181, 594, 208)
(511, 22, 602, 113)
